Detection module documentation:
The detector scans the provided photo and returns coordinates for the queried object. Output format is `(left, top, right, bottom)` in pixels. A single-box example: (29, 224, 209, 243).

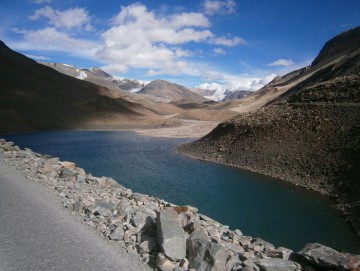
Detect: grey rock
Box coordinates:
(137, 237, 157, 254)
(225, 255, 242, 271)
(157, 208, 186, 261)
(60, 168, 76, 178)
(109, 226, 124, 241)
(234, 229, 243, 236)
(189, 228, 208, 241)
(255, 258, 300, 271)
(242, 260, 260, 271)
(73, 201, 82, 212)
(187, 238, 227, 271)
(266, 247, 293, 260)
(75, 173, 86, 186)
(156, 253, 176, 271)
(131, 211, 155, 232)
(297, 243, 360, 271)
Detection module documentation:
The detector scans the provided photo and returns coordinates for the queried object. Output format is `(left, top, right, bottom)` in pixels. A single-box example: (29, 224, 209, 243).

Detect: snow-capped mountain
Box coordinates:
(40, 63, 149, 93)
(192, 83, 252, 102)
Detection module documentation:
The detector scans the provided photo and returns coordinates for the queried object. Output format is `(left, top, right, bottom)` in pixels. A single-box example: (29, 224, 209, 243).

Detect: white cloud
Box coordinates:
(209, 36, 245, 46)
(25, 54, 51, 60)
(33, 0, 52, 4)
(203, 0, 237, 16)
(268, 58, 295, 67)
(213, 48, 226, 55)
(22, 27, 98, 56)
(96, 3, 243, 75)
(30, 6, 92, 30)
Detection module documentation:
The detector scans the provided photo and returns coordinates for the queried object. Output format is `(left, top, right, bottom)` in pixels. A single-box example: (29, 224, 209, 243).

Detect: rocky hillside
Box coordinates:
(178, 27, 360, 237)
(139, 79, 208, 103)
(0, 41, 154, 134)
(40, 63, 148, 94)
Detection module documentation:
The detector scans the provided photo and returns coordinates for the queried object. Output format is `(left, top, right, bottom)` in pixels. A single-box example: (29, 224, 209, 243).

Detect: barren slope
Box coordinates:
(178, 27, 360, 236)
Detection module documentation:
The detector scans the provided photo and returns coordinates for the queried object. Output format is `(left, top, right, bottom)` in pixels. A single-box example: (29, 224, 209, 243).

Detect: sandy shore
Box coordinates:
(133, 119, 219, 138)
(0, 162, 151, 271)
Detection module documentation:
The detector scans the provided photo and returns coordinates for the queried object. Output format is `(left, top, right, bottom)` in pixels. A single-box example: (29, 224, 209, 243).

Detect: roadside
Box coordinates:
(0, 162, 152, 271)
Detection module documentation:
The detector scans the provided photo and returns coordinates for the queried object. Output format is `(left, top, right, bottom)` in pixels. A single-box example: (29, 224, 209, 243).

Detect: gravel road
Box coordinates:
(0, 163, 152, 271)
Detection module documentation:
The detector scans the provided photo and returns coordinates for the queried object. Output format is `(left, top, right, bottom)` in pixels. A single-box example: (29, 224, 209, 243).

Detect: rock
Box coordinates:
(73, 201, 82, 212)
(255, 258, 300, 271)
(225, 255, 242, 271)
(109, 226, 124, 241)
(242, 260, 260, 271)
(190, 228, 208, 241)
(157, 208, 186, 260)
(266, 247, 293, 260)
(131, 211, 154, 232)
(137, 237, 157, 254)
(60, 168, 76, 179)
(234, 229, 243, 236)
(60, 161, 75, 170)
(297, 243, 360, 271)
(75, 173, 86, 187)
(187, 238, 227, 271)
(156, 253, 176, 271)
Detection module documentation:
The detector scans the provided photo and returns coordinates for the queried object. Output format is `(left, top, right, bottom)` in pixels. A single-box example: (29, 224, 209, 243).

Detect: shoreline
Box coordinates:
(176, 146, 360, 244)
(1, 138, 360, 270)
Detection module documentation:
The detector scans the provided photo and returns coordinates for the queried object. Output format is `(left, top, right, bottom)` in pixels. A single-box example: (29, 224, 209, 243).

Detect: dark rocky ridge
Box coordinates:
(178, 27, 360, 238)
(0, 41, 152, 134)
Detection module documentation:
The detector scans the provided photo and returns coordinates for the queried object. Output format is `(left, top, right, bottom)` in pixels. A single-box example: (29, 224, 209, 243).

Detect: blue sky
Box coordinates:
(0, 0, 359, 90)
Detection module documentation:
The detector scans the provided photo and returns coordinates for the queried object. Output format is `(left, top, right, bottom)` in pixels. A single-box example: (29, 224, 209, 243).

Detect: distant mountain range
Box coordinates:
(41, 62, 250, 102)
(40, 63, 149, 93)
(192, 84, 252, 102)
(0, 41, 239, 133)
(178, 26, 360, 238)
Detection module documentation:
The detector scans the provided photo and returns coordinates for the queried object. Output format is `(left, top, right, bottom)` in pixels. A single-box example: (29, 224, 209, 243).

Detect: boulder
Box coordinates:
(157, 208, 186, 260)
(109, 226, 124, 241)
(297, 243, 360, 271)
(255, 258, 300, 271)
(156, 253, 176, 271)
(187, 238, 227, 271)
(266, 247, 293, 260)
(60, 161, 76, 170)
(137, 237, 157, 254)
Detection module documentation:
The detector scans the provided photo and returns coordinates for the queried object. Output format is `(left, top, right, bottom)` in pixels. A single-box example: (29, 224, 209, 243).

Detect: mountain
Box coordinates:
(222, 90, 252, 101)
(192, 84, 252, 102)
(40, 63, 148, 93)
(0, 41, 155, 133)
(178, 27, 360, 237)
(138, 79, 208, 103)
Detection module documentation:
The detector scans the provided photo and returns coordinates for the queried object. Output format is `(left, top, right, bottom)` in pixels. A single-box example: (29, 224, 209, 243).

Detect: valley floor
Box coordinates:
(133, 119, 219, 138)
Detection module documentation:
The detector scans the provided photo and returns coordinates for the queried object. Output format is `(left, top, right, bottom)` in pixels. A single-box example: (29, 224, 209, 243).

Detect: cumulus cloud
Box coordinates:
(22, 27, 98, 55)
(96, 3, 244, 75)
(267, 58, 295, 67)
(30, 6, 92, 30)
(203, 0, 237, 16)
(213, 48, 226, 55)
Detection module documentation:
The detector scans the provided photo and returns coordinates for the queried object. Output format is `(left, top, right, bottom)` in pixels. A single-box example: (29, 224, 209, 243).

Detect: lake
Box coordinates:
(2, 131, 360, 253)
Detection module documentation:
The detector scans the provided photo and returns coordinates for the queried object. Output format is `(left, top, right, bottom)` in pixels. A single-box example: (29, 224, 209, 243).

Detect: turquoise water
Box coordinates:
(3, 131, 360, 253)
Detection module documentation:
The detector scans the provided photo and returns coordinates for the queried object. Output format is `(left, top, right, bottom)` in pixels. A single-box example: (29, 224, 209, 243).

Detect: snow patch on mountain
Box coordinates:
(76, 71, 87, 80)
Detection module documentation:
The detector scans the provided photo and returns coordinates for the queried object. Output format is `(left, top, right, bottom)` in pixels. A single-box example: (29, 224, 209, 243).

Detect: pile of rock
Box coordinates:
(1, 138, 359, 271)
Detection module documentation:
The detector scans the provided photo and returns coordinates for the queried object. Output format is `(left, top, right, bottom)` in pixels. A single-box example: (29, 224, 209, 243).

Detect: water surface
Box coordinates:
(3, 131, 360, 253)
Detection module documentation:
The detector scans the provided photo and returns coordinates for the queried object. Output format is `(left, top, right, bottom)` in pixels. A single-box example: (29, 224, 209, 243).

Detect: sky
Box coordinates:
(0, 0, 359, 91)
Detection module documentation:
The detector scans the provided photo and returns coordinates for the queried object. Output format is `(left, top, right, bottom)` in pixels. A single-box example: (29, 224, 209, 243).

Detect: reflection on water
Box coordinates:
(3, 131, 360, 253)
